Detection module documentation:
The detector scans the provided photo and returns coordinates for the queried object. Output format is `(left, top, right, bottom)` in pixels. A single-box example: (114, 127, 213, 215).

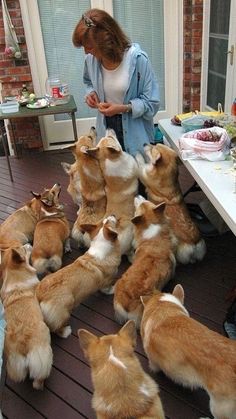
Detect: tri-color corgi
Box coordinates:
(0, 244, 53, 390)
(87, 129, 138, 259)
(141, 285, 236, 419)
(36, 216, 121, 338)
(136, 143, 206, 264)
(78, 320, 165, 419)
(114, 195, 176, 327)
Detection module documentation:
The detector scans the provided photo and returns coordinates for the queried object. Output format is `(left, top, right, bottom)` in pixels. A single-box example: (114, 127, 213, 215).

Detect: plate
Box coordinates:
(26, 103, 48, 109)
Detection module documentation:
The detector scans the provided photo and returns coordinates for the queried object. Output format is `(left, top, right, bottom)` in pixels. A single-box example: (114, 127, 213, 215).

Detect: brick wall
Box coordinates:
(0, 0, 42, 152)
(0, 0, 203, 150)
(183, 0, 203, 112)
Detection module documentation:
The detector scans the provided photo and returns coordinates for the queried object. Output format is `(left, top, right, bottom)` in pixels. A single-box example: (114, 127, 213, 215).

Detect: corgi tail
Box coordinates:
(48, 255, 62, 272)
(176, 238, 206, 264)
(114, 301, 142, 328)
(6, 353, 28, 383)
(28, 345, 53, 383)
(33, 256, 62, 274)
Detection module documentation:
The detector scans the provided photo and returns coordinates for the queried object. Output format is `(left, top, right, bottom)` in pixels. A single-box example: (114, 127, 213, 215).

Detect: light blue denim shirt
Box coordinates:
(83, 43, 160, 156)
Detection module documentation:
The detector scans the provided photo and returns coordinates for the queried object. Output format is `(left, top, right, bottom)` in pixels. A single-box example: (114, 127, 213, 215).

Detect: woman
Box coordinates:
(72, 8, 160, 156)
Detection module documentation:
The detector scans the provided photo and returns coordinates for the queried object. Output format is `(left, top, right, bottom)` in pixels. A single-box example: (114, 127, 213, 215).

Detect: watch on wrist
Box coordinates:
(125, 103, 132, 113)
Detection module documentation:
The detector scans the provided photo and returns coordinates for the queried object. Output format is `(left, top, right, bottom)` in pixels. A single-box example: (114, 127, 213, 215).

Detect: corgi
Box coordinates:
(114, 195, 176, 327)
(61, 161, 82, 205)
(141, 284, 236, 419)
(136, 143, 206, 264)
(62, 127, 106, 248)
(0, 183, 63, 247)
(31, 184, 71, 275)
(36, 215, 121, 338)
(78, 320, 165, 419)
(0, 244, 53, 390)
(87, 129, 138, 258)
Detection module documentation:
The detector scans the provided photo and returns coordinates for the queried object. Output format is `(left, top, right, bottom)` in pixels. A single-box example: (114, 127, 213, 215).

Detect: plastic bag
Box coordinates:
(179, 127, 231, 161)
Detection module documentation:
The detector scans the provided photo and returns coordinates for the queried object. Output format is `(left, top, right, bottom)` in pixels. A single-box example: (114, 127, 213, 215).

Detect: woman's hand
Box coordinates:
(85, 92, 99, 108)
(98, 102, 125, 117)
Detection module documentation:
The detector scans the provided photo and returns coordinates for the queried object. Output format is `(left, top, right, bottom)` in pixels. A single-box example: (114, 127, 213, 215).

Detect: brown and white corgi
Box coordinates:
(114, 195, 176, 327)
(78, 320, 165, 419)
(136, 143, 206, 264)
(87, 129, 138, 259)
(0, 244, 53, 390)
(61, 160, 82, 205)
(0, 183, 63, 247)
(36, 216, 121, 338)
(141, 285, 236, 419)
(62, 127, 106, 248)
(31, 184, 71, 275)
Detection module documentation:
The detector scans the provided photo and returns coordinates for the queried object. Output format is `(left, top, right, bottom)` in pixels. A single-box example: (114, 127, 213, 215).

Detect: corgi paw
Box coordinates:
(100, 285, 115, 295)
(56, 325, 72, 338)
(64, 238, 72, 253)
(33, 379, 44, 390)
(135, 152, 145, 166)
(149, 361, 160, 372)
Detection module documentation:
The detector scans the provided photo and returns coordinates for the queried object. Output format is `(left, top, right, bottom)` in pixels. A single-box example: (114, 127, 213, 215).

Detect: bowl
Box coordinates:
(0, 101, 19, 114)
(181, 115, 206, 132)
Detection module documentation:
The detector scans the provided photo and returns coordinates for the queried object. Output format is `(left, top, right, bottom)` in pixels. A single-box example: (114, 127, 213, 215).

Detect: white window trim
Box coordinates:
(201, 0, 210, 111)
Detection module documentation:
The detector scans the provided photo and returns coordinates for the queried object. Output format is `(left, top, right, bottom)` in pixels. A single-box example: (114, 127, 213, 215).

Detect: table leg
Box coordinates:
(71, 111, 78, 141)
(9, 120, 18, 158)
(0, 127, 13, 182)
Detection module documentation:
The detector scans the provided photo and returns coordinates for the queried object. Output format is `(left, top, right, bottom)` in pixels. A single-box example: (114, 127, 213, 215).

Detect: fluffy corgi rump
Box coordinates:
(78, 320, 165, 419)
(136, 143, 206, 264)
(114, 196, 176, 327)
(31, 184, 71, 275)
(86, 129, 138, 258)
(0, 244, 53, 389)
(141, 285, 236, 419)
(36, 216, 121, 337)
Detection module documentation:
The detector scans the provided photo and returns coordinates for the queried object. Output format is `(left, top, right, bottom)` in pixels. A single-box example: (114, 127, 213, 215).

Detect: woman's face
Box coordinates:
(83, 42, 101, 60)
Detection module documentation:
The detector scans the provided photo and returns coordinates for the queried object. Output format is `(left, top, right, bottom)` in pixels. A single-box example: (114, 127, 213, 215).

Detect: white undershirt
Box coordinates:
(102, 48, 132, 104)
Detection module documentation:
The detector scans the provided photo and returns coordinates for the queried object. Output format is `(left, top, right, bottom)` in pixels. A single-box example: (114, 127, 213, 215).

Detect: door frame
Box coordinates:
(201, 0, 236, 113)
(19, 0, 183, 149)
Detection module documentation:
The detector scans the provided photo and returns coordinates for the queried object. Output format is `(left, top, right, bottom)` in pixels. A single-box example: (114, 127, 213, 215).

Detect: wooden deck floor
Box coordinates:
(0, 150, 236, 419)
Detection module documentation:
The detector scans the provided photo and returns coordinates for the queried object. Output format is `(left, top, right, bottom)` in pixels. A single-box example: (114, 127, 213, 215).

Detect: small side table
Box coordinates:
(0, 95, 78, 158)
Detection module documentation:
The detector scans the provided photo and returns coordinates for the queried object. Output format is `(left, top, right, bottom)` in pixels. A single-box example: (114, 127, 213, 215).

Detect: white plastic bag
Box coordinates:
(179, 127, 231, 161)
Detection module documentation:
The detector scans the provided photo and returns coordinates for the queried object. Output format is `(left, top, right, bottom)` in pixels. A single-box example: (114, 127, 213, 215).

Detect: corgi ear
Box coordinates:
(119, 320, 136, 346)
(107, 145, 121, 154)
(61, 162, 72, 174)
(131, 214, 144, 225)
(153, 202, 166, 214)
(11, 248, 25, 264)
(151, 150, 162, 165)
(77, 329, 98, 352)
(86, 147, 99, 158)
(80, 145, 89, 154)
(140, 295, 152, 306)
(172, 284, 185, 304)
(31, 191, 41, 199)
(103, 225, 118, 242)
(79, 223, 97, 234)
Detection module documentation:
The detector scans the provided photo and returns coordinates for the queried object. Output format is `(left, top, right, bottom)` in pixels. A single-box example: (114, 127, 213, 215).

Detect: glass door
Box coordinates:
(202, 0, 236, 112)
